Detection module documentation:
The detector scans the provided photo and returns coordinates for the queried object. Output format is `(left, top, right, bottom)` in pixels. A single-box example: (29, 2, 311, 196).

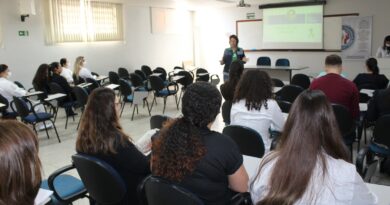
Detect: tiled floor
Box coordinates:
(37, 94, 390, 205)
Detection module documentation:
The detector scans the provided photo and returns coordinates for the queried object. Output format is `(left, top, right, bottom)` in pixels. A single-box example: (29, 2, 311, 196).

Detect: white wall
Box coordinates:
(194, 0, 390, 80)
(0, 0, 194, 87)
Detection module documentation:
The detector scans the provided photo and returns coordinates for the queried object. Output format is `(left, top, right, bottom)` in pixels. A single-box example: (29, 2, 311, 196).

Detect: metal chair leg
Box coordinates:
(50, 120, 61, 143)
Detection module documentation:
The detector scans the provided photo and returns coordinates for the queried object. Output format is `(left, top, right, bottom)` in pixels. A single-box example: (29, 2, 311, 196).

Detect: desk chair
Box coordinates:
(356, 146, 379, 183)
(332, 104, 356, 159)
(272, 78, 285, 87)
(48, 82, 77, 129)
(141, 65, 153, 77)
(118, 67, 131, 80)
(256, 56, 271, 66)
(149, 76, 179, 114)
(276, 100, 292, 113)
(176, 70, 194, 105)
(13, 96, 61, 142)
(275, 85, 304, 103)
(275, 58, 290, 67)
(41, 164, 89, 205)
(223, 125, 265, 158)
(0, 94, 18, 119)
(72, 154, 128, 205)
(196, 68, 210, 82)
(138, 176, 204, 205)
(73, 87, 89, 129)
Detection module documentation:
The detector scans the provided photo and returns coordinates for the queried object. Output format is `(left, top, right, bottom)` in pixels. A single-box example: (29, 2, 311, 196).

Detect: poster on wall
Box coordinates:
(341, 16, 372, 60)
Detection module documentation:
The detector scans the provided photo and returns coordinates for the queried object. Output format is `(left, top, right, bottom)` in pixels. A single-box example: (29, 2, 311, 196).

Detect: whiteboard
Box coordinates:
(236, 16, 343, 51)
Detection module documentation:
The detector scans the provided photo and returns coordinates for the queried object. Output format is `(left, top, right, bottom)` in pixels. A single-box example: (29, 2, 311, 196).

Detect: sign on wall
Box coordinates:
(341, 16, 372, 60)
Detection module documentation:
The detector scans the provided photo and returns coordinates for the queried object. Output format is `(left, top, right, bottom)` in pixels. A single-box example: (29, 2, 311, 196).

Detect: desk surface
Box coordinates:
(243, 155, 390, 205)
(45, 93, 67, 101)
(25, 91, 44, 97)
(96, 75, 108, 81)
(245, 65, 309, 71)
(360, 103, 368, 112)
(150, 73, 162, 76)
(361, 89, 375, 97)
(0, 103, 5, 108)
(171, 75, 184, 81)
(105, 84, 119, 90)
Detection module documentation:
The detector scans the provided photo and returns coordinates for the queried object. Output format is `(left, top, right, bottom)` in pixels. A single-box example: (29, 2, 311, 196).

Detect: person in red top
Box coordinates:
(310, 54, 360, 119)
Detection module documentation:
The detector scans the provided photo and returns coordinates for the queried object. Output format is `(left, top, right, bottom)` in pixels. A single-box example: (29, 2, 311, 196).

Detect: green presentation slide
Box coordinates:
(263, 5, 323, 48)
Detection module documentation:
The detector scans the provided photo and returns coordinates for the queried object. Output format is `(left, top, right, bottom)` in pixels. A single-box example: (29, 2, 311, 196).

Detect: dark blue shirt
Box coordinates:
(222, 47, 245, 73)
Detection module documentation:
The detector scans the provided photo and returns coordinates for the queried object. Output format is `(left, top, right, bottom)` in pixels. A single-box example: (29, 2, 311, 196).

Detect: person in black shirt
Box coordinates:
(152, 82, 248, 205)
(220, 61, 244, 101)
(32, 64, 51, 100)
(366, 87, 390, 122)
(353, 58, 389, 90)
(76, 88, 150, 205)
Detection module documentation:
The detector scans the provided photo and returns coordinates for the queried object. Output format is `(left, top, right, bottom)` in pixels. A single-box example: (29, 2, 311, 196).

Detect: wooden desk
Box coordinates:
(244, 65, 308, 82)
(243, 155, 390, 205)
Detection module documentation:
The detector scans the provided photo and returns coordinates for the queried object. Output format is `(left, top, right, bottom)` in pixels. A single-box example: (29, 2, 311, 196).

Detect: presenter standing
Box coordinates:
(220, 35, 248, 81)
(376, 35, 390, 58)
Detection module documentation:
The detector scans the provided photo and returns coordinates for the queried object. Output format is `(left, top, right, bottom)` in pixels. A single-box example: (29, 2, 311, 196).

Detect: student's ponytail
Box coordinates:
(366, 58, 379, 75)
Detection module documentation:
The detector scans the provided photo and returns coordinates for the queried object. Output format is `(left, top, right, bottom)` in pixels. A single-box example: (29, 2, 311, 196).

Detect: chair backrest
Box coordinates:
(153, 68, 167, 81)
(275, 58, 290, 67)
(119, 79, 133, 97)
(256, 57, 271, 66)
(118, 67, 130, 79)
(271, 78, 285, 87)
(177, 71, 194, 88)
(14, 81, 25, 89)
(276, 85, 304, 103)
(222, 125, 265, 158)
(72, 154, 127, 205)
(210, 75, 220, 86)
(86, 78, 100, 92)
(141, 65, 153, 77)
(73, 74, 85, 85)
(108, 71, 120, 84)
(291, 74, 311, 89)
(140, 176, 204, 205)
(332, 104, 355, 137)
(149, 76, 165, 92)
(73, 87, 89, 107)
(135, 70, 147, 81)
(195, 68, 209, 82)
(150, 115, 171, 129)
(130, 73, 144, 87)
(372, 114, 390, 147)
(12, 97, 30, 118)
(276, 100, 292, 113)
(221, 100, 232, 124)
(356, 147, 378, 182)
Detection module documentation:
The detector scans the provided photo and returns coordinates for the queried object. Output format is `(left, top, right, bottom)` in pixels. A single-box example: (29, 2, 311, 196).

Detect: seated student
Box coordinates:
(50, 62, 77, 115)
(230, 70, 285, 152)
(220, 61, 244, 101)
(310, 54, 359, 119)
(60, 58, 74, 84)
(32, 64, 51, 99)
(73, 56, 94, 83)
(366, 87, 390, 122)
(0, 64, 28, 111)
(353, 57, 389, 90)
(76, 88, 150, 205)
(0, 120, 42, 205)
(152, 82, 248, 205)
(250, 90, 377, 205)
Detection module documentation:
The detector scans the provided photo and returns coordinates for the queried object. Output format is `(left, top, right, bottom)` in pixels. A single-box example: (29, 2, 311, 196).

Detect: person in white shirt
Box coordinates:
(230, 70, 285, 152)
(0, 64, 27, 112)
(376, 35, 390, 58)
(250, 90, 377, 205)
(60, 58, 74, 84)
(73, 56, 94, 83)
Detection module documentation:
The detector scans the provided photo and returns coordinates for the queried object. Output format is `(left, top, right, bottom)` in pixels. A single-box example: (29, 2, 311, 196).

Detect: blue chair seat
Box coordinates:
(158, 89, 177, 96)
(41, 175, 85, 200)
(24, 112, 53, 123)
(125, 95, 133, 102)
(369, 143, 390, 156)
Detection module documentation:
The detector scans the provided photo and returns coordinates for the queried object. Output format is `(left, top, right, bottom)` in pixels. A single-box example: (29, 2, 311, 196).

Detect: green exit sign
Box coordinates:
(18, 30, 29, 36)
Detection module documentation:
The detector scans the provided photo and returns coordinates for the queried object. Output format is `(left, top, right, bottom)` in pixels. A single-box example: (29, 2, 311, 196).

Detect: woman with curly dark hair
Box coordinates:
(220, 61, 244, 101)
(32, 64, 51, 98)
(231, 70, 284, 152)
(76, 88, 150, 205)
(152, 82, 248, 205)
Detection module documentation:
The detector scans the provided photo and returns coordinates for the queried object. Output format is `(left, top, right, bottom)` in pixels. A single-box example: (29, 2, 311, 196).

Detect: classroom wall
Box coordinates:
(0, 0, 194, 87)
(194, 0, 390, 80)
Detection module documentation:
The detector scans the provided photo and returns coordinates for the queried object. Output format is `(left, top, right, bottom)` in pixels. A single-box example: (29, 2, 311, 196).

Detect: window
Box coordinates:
(44, 0, 124, 44)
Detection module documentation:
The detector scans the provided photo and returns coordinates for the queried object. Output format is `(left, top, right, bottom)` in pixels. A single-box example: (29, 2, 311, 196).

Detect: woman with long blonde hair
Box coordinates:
(73, 56, 94, 82)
